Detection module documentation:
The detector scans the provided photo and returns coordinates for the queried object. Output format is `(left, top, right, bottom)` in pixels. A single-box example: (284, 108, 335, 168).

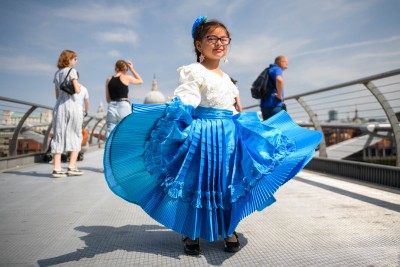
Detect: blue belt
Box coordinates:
(194, 106, 233, 119)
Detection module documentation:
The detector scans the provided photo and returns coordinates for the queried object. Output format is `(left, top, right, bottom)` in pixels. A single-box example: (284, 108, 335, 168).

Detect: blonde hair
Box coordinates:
(115, 60, 128, 72)
(57, 50, 77, 69)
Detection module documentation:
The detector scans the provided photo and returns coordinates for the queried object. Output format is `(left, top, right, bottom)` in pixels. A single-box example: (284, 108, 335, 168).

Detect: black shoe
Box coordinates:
(67, 167, 84, 176)
(52, 169, 67, 178)
(224, 232, 241, 253)
(182, 237, 201, 256)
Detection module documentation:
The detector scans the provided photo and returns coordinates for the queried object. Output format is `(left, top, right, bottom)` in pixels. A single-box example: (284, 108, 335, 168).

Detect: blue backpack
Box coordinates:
(251, 67, 272, 99)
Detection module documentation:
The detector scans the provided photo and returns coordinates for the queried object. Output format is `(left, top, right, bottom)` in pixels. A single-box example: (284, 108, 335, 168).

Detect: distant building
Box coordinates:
(328, 109, 338, 122)
(2, 110, 52, 126)
(96, 101, 106, 119)
(144, 75, 166, 104)
(0, 110, 53, 157)
(353, 107, 362, 124)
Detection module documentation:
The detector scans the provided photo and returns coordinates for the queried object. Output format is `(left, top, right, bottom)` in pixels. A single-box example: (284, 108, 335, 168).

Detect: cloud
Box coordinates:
(223, 0, 247, 23)
(228, 36, 310, 76)
(1, 0, 399, 110)
(353, 50, 400, 60)
(51, 3, 141, 25)
(108, 50, 121, 57)
(0, 55, 54, 73)
(281, 0, 376, 25)
(292, 35, 400, 58)
(95, 30, 138, 46)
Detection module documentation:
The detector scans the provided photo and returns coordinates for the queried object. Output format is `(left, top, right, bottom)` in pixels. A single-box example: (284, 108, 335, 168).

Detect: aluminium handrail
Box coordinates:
(242, 68, 400, 166)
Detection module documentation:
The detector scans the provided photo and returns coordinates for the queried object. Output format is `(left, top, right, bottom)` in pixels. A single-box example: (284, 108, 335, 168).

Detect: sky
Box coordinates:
(0, 0, 399, 115)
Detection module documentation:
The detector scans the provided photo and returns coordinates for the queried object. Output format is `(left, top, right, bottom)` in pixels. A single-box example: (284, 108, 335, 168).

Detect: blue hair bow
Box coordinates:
(191, 16, 207, 38)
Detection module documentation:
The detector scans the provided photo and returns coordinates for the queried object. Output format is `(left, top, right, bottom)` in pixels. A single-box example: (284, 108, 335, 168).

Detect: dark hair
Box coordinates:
(192, 20, 230, 62)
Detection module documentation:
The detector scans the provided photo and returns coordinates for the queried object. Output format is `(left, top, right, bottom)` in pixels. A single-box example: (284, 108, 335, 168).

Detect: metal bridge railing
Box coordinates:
(243, 68, 400, 188)
(1, 68, 400, 187)
(0, 96, 106, 169)
(244, 68, 400, 167)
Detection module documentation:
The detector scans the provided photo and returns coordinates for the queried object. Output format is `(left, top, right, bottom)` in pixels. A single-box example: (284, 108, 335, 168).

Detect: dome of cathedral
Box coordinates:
(144, 75, 166, 104)
(144, 90, 166, 104)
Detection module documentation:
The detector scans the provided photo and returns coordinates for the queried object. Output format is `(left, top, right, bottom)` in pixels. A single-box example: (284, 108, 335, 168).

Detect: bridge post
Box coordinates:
(9, 106, 37, 156)
(89, 118, 104, 145)
(296, 97, 327, 157)
(363, 81, 400, 166)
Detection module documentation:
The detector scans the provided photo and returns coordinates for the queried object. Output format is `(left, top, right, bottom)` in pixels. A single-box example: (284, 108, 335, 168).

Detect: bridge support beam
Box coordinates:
(9, 106, 37, 156)
(363, 81, 400, 166)
(296, 97, 327, 157)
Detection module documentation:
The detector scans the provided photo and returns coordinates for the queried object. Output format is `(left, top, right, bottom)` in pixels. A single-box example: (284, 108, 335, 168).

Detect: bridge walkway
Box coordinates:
(0, 149, 399, 266)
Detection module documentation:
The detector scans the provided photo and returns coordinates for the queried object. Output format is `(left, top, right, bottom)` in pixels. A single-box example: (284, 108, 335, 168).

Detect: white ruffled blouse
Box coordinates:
(173, 63, 239, 113)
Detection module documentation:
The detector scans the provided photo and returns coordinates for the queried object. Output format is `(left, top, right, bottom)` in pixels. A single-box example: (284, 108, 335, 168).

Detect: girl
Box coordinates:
(103, 17, 322, 255)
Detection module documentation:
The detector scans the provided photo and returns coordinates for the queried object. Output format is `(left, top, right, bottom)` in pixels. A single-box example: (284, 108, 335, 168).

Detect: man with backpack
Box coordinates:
(259, 55, 288, 120)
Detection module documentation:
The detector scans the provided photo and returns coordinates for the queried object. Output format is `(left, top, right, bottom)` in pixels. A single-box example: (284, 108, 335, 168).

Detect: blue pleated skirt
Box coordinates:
(103, 98, 322, 241)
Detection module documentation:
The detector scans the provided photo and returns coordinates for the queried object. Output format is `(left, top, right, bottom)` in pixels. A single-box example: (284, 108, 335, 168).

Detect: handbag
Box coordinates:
(59, 68, 75, 95)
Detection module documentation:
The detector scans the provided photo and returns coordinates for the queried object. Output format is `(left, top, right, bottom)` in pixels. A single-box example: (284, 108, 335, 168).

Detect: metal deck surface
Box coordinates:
(0, 149, 399, 267)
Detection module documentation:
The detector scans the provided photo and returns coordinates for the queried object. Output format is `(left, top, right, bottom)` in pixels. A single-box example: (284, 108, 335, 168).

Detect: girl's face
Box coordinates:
(69, 57, 77, 67)
(196, 27, 230, 63)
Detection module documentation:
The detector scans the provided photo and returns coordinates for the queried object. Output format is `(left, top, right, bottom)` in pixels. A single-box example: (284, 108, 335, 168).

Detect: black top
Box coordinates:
(108, 76, 129, 100)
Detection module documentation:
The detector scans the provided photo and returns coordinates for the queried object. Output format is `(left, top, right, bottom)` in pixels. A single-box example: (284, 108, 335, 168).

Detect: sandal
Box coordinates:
(182, 237, 201, 256)
(224, 231, 241, 253)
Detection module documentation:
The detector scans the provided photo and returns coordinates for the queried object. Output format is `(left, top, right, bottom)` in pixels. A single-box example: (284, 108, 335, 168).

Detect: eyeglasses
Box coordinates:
(205, 35, 231, 45)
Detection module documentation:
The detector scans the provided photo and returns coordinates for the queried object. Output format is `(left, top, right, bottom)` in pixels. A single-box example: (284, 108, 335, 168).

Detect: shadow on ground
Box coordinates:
(37, 224, 247, 266)
(295, 177, 400, 212)
(3, 166, 104, 179)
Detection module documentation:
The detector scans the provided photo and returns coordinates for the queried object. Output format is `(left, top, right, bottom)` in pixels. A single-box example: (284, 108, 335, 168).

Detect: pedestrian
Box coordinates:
(260, 55, 288, 120)
(105, 59, 143, 137)
(103, 16, 322, 256)
(51, 49, 84, 178)
(74, 72, 90, 158)
(75, 72, 90, 118)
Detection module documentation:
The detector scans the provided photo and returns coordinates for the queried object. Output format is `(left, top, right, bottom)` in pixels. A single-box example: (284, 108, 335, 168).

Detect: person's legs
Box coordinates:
(67, 151, 83, 176)
(224, 231, 241, 253)
(69, 151, 78, 167)
(225, 234, 238, 242)
(182, 237, 201, 255)
(52, 153, 67, 178)
(106, 103, 119, 137)
(51, 107, 67, 177)
(117, 101, 132, 118)
(107, 101, 131, 137)
(53, 153, 62, 170)
(282, 103, 287, 111)
(64, 108, 84, 176)
(261, 106, 283, 120)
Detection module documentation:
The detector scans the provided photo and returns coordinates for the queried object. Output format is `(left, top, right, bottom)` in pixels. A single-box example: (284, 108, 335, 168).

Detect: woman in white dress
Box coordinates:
(52, 50, 84, 178)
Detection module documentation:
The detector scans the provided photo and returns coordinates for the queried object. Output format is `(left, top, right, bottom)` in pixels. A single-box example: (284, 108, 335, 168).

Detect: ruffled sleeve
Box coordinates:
(173, 63, 204, 108)
(230, 80, 239, 97)
(69, 68, 78, 81)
